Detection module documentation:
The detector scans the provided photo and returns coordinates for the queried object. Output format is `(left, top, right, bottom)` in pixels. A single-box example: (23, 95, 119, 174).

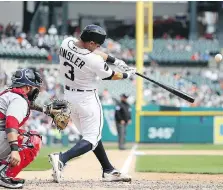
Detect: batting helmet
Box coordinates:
(11, 69, 42, 88)
(80, 24, 106, 45)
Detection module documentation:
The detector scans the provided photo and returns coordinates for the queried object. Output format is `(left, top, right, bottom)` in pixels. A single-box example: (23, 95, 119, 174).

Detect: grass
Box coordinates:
(104, 143, 223, 150)
(24, 143, 223, 171)
(24, 146, 69, 171)
(136, 155, 223, 174)
(138, 144, 223, 150)
(104, 144, 132, 150)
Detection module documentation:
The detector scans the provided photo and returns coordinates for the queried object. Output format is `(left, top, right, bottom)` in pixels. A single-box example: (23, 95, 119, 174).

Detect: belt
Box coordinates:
(65, 85, 95, 92)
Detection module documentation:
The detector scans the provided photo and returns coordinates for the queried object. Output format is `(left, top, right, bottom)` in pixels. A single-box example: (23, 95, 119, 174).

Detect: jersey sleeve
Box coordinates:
(6, 97, 28, 124)
(90, 56, 114, 79)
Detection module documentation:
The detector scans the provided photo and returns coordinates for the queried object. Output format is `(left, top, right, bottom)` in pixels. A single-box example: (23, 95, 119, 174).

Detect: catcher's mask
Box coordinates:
(11, 69, 43, 101)
(11, 69, 42, 88)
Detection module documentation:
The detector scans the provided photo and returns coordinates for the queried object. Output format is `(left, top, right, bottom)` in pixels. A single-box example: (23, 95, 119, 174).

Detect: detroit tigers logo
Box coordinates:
(68, 40, 77, 51)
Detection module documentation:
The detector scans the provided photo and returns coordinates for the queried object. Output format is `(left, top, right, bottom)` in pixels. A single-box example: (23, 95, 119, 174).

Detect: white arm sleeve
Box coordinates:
(90, 60, 114, 79)
(6, 97, 28, 124)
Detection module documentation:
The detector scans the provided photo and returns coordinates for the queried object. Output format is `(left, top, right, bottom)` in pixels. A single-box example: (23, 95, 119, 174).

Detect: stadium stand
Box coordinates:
(0, 32, 221, 66)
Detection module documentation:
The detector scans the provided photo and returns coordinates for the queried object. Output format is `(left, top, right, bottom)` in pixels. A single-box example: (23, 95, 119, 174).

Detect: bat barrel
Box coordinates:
(135, 72, 195, 103)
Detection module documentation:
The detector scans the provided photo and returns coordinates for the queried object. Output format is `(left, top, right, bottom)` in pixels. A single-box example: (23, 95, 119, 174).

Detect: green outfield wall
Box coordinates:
(102, 105, 223, 144)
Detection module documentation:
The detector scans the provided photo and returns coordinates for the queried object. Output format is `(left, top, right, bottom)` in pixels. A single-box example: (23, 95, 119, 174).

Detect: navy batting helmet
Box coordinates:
(11, 69, 42, 88)
(80, 24, 106, 45)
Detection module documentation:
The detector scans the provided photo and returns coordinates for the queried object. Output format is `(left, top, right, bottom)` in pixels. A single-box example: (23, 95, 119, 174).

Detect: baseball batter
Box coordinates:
(49, 24, 136, 182)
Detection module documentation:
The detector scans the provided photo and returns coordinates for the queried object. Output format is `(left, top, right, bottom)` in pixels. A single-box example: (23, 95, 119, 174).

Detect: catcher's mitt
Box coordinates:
(45, 99, 71, 131)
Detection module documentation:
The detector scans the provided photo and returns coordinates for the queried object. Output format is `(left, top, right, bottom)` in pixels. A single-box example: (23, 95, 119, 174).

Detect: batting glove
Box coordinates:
(114, 59, 130, 72)
(125, 67, 136, 78)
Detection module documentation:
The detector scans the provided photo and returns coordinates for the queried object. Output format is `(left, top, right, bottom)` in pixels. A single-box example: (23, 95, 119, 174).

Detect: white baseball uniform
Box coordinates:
(59, 37, 113, 149)
(0, 91, 28, 159)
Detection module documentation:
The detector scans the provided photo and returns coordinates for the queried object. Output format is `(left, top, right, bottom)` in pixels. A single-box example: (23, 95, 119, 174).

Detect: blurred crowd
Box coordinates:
(0, 23, 134, 63)
(166, 42, 210, 61)
(141, 68, 223, 108)
(0, 22, 220, 65)
(99, 67, 223, 108)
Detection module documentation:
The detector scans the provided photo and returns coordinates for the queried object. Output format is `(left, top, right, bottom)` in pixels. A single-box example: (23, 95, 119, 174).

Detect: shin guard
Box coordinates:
(5, 130, 42, 177)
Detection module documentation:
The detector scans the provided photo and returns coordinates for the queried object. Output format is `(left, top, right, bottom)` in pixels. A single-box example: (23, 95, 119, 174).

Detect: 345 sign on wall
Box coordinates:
(140, 116, 178, 143)
(148, 127, 175, 139)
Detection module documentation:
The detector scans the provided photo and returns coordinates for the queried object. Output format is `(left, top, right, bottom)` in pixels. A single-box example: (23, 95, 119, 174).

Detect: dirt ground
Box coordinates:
(11, 149, 223, 190)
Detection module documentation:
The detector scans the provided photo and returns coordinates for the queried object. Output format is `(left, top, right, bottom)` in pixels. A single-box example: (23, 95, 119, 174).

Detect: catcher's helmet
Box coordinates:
(80, 24, 106, 45)
(11, 69, 42, 88)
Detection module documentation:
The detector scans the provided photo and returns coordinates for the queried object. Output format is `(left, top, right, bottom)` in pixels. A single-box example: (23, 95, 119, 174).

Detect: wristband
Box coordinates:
(106, 55, 115, 63)
(10, 144, 19, 151)
(122, 73, 128, 79)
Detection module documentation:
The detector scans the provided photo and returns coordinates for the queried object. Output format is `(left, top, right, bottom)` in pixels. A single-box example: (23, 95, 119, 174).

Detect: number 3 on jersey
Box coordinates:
(64, 61, 74, 81)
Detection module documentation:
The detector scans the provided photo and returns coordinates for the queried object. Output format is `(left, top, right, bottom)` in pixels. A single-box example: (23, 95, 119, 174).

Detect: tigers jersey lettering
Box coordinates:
(59, 37, 113, 90)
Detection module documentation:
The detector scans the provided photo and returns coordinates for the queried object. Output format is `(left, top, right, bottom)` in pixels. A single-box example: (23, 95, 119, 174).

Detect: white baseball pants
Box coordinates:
(64, 89, 103, 150)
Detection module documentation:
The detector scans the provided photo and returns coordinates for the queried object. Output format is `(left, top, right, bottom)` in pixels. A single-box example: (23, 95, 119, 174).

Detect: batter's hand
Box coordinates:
(9, 151, 21, 167)
(114, 59, 130, 72)
(125, 67, 136, 78)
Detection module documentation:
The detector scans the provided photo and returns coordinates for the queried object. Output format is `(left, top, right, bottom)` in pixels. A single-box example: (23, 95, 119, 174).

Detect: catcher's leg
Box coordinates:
(0, 131, 23, 189)
(5, 130, 42, 178)
(0, 130, 42, 189)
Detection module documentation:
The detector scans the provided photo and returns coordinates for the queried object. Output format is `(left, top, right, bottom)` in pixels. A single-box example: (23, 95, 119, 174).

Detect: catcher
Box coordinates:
(0, 68, 70, 189)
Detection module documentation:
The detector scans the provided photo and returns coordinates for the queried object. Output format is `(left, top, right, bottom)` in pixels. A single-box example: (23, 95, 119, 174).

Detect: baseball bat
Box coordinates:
(135, 72, 195, 103)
